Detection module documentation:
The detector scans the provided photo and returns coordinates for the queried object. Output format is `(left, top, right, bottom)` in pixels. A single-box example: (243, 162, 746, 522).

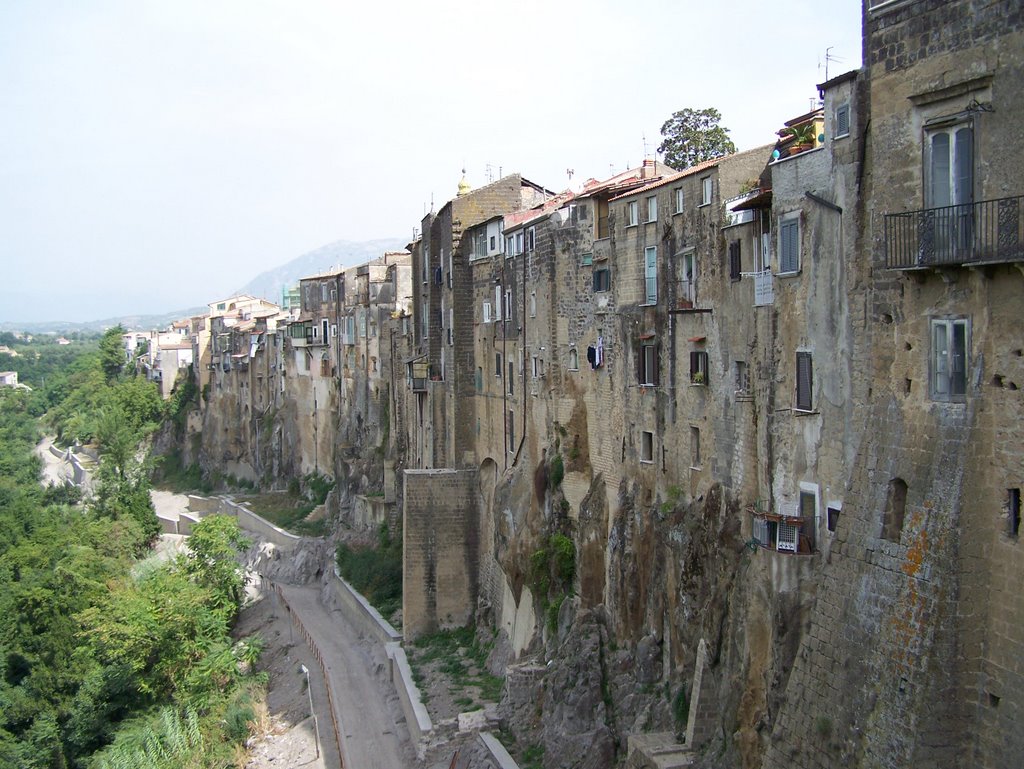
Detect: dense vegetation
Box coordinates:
(0, 328, 261, 768)
(336, 522, 403, 621)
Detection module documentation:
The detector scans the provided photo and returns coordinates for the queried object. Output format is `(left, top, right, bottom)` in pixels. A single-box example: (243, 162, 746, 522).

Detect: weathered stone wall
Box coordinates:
(403, 468, 479, 640)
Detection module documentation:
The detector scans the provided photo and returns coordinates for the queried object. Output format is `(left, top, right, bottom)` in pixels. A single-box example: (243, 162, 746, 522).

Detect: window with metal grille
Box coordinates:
(796, 351, 813, 410)
(777, 522, 798, 552)
(779, 217, 800, 273)
(729, 240, 742, 281)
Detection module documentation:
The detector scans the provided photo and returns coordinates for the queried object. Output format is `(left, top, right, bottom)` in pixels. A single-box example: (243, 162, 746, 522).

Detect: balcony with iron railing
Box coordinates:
(885, 195, 1024, 270)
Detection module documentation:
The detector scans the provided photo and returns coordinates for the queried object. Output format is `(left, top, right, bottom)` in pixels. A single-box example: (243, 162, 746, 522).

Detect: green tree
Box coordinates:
(178, 515, 249, 616)
(658, 107, 737, 170)
(99, 325, 126, 382)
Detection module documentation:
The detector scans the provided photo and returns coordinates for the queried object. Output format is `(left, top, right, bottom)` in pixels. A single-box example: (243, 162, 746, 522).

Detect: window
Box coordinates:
(495, 352, 502, 377)
(529, 292, 536, 318)
(504, 289, 512, 321)
(799, 489, 817, 552)
(882, 478, 908, 542)
(495, 286, 502, 322)
(568, 348, 579, 370)
(931, 317, 968, 400)
(729, 240, 742, 281)
(640, 431, 654, 463)
(735, 360, 749, 394)
(796, 351, 813, 411)
(516, 232, 524, 254)
(581, 252, 593, 266)
(827, 503, 841, 534)
(508, 361, 514, 394)
(675, 187, 684, 213)
(779, 216, 800, 274)
(679, 249, 696, 305)
(690, 426, 701, 468)
(638, 340, 659, 386)
(1009, 489, 1021, 538)
(331, 324, 337, 338)
(483, 300, 491, 323)
(926, 122, 974, 258)
(643, 246, 658, 304)
(690, 351, 708, 385)
(321, 319, 329, 341)
(526, 226, 536, 252)
(476, 366, 483, 392)
(626, 200, 639, 227)
(593, 268, 611, 292)
(646, 196, 657, 222)
(448, 309, 454, 346)
(835, 103, 850, 138)
(508, 410, 515, 452)
(321, 284, 328, 302)
(701, 177, 713, 206)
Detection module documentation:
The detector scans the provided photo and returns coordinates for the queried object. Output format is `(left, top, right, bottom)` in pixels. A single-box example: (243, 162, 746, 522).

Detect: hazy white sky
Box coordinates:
(0, 0, 862, 323)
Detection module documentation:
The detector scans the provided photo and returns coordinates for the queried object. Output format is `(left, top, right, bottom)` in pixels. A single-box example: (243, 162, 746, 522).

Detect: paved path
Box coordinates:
(35, 436, 69, 486)
(278, 584, 414, 769)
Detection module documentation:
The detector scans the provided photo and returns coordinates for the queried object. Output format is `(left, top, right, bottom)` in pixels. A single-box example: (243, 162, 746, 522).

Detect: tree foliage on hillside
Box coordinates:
(658, 107, 737, 170)
(0, 345, 261, 767)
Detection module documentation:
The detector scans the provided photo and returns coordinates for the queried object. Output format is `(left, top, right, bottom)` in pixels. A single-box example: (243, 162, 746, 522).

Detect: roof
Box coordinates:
(504, 190, 577, 230)
(299, 267, 345, 281)
(817, 68, 860, 93)
(608, 157, 723, 202)
(159, 343, 193, 351)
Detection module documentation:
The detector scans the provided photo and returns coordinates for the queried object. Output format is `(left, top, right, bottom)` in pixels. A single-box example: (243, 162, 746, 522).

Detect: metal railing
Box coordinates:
(884, 194, 1024, 269)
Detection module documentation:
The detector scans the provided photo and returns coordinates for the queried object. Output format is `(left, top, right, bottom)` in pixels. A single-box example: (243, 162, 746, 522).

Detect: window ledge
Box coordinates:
(645, 220, 657, 225)
(689, 465, 702, 472)
(625, 223, 639, 229)
(640, 459, 654, 465)
(698, 202, 711, 208)
(793, 408, 819, 416)
(776, 270, 801, 278)
(833, 132, 850, 140)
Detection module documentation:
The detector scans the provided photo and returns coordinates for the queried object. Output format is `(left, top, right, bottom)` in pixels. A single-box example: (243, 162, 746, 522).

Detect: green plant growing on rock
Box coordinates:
(548, 453, 564, 490)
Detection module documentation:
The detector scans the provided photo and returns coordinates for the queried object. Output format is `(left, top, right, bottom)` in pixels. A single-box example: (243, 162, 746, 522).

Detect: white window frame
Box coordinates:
(504, 289, 512, 321)
(646, 196, 657, 223)
(700, 177, 713, 206)
(674, 187, 684, 213)
(568, 347, 579, 371)
(640, 430, 654, 463)
(529, 292, 536, 318)
(644, 246, 657, 305)
(626, 200, 639, 227)
(483, 300, 491, 324)
(680, 248, 696, 304)
(526, 226, 536, 252)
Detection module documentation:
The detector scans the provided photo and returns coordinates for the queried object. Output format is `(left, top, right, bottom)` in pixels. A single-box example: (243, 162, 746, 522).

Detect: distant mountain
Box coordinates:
(235, 238, 408, 303)
(0, 308, 209, 335)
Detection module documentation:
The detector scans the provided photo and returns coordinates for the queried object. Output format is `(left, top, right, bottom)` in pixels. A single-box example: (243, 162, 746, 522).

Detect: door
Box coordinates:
(926, 124, 974, 261)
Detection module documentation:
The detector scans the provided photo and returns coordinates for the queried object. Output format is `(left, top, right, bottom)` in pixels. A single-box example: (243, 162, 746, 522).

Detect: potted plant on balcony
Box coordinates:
(783, 123, 816, 155)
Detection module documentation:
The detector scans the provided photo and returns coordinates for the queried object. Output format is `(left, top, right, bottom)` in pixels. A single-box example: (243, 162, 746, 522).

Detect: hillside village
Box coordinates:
(125, 2, 1023, 767)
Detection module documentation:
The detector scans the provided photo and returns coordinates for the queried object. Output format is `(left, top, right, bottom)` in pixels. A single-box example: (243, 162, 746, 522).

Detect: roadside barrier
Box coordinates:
(274, 583, 345, 768)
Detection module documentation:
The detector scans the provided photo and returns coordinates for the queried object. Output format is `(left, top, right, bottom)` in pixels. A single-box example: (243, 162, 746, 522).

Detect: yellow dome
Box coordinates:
(457, 169, 471, 197)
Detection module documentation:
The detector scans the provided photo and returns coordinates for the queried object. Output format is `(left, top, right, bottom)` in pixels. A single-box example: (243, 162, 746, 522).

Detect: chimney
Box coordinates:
(641, 159, 657, 180)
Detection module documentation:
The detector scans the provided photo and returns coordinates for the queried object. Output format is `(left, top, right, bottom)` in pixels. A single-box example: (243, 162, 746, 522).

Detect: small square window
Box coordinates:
(827, 505, 840, 533)
(640, 431, 654, 463)
(581, 252, 593, 266)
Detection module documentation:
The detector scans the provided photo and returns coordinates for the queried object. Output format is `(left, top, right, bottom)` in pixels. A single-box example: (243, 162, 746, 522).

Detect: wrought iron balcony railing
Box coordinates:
(885, 195, 1023, 269)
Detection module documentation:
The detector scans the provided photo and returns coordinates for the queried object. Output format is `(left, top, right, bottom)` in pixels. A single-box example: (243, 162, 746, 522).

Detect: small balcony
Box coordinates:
(884, 195, 1023, 270)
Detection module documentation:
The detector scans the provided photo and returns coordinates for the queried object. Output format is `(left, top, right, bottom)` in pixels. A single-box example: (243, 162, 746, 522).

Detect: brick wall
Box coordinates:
(403, 468, 480, 640)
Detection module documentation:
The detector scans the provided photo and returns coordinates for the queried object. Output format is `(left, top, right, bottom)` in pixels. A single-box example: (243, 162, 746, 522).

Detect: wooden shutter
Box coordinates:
(796, 351, 813, 410)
